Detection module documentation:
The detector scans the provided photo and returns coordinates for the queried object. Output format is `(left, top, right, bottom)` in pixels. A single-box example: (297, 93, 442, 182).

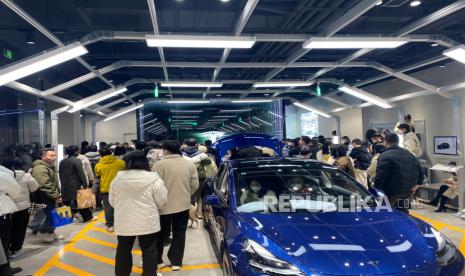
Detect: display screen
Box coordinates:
(301, 112, 319, 137)
(433, 136, 458, 156)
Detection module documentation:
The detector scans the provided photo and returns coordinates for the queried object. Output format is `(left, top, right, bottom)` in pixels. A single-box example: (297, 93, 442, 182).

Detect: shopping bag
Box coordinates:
(77, 188, 96, 209)
(51, 206, 73, 227)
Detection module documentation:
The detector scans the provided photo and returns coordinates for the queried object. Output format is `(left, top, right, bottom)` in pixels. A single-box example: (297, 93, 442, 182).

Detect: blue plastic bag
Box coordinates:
(51, 206, 73, 227)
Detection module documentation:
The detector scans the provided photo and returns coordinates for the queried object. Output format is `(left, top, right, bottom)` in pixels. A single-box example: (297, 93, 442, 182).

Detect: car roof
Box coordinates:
(226, 157, 333, 170)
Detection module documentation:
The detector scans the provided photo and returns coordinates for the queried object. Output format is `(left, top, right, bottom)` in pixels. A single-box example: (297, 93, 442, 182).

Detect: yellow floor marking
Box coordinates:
(69, 243, 220, 273)
(90, 226, 116, 235)
(68, 246, 143, 273)
(34, 212, 105, 276)
(411, 212, 465, 234)
(459, 237, 465, 256)
(54, 261, 94, 276)
(81, 235, 142, 255)
(35, 211, 221, 274)
(411, 211, 465, 255)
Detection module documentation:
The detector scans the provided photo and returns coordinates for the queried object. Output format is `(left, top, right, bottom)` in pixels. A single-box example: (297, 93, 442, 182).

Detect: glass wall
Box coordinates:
(0, 88, 47, 157)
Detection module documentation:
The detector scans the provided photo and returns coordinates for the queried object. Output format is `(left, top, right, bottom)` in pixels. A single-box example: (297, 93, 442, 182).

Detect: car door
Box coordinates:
(209, 165, 230, 248)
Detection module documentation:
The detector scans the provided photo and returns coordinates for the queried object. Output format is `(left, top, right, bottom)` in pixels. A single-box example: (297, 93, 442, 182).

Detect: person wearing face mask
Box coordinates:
(287, 176, 308, 194)
(240, 180, 277, 205)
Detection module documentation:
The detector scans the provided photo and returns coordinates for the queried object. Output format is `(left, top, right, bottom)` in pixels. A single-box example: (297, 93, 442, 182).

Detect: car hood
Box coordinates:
(239, 210, 434, 275)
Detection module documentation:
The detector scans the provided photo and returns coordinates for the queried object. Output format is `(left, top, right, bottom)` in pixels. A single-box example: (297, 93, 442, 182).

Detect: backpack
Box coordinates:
(196, 158, 212, 183)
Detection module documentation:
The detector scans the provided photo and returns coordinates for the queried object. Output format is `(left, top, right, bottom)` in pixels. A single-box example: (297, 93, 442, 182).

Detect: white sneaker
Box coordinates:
(107, 226, 114, 233)
(157, 263, 166, 269)
(51, 233, 64, 240)
(171, 266, 181, 271)
(89, 216, 99, 222)
(40, 233, 55, 243)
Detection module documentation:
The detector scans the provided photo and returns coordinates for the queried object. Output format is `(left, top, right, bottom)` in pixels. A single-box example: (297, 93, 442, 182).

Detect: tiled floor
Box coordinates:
(10, 205, 465, 276)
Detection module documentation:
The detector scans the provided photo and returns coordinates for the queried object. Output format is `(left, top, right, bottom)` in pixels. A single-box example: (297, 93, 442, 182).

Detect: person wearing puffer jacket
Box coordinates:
(182, 138, 217, 218)
(109, 151, 167, 276)
(1, 157, 39, 256)
(0, 165, 22, 275)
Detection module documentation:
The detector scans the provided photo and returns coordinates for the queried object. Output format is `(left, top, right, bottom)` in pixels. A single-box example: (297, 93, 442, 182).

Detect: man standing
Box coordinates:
(375, 134, 424, 214)
(95, 147, 125, 233)
(153, 140, 199, 271)
(59, 145, 96, 223)
(31, 148, 63, 243)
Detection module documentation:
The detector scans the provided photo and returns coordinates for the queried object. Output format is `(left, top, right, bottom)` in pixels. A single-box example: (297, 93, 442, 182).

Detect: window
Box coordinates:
(234, 163, 375, 213)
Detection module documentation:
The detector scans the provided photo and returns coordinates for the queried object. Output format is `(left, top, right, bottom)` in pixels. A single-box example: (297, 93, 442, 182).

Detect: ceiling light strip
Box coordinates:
(142, 118, 158, 126)
(145, 35, 256, 49)
(0, 42, 88, 87)
(293, 102, 332, 118)
(302, 37, 409, 49)
(103, 104, 144, 122)
(160, 81, 223, 88)
(253, 81, 313, 88)
(338, 86, 392, 109)
(251, 116, 273, 126)
(68, 86, 128, 113)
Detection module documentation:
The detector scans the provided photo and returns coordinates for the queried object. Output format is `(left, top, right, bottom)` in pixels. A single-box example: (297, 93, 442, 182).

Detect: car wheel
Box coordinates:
(222, 249, 232, 276)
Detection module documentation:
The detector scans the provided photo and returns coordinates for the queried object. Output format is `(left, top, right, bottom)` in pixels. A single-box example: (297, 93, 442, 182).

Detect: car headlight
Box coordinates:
(431, 228, 459, 266)
(244, 239, 304, 275)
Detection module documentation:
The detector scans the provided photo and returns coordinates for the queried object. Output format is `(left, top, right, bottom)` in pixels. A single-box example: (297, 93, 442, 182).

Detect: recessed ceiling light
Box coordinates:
(124, 101, 129, 103)
(375, 0, 382, 5)
(356, 79, 361, 82)
(264, 94, 270, 96)
(410, 1, 421, 7)
(440, 65, 446, 68)
(26, 34, 35, 44)
(431, 43, 439, 47)
(216, 94, 222, 97)
(340, 79, 344, 81)
(220, 0, 230, 2)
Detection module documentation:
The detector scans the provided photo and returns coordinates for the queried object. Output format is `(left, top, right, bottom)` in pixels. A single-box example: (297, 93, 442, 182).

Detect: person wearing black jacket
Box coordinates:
(374, 134, 424, 214)
(59, 145, 96, 222)
(349, 139, 372, 170)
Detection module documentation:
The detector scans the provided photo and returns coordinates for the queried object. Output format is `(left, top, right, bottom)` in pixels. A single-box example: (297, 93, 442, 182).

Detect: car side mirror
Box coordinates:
(203, 194, 221, 207)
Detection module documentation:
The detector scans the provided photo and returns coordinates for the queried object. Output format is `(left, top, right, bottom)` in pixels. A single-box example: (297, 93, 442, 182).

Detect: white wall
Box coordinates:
(334, 108, 364, 139)
(93, 111, 137, 143)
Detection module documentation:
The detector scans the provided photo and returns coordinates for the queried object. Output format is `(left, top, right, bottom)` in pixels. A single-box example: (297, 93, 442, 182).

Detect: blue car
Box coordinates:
(202, 136, 464, 275)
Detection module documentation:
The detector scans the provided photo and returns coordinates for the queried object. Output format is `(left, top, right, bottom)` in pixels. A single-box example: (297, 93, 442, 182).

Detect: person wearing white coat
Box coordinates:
(1, 157, 39, 255)
(0, 164, 22, 275)
(109, 151, 167, 276)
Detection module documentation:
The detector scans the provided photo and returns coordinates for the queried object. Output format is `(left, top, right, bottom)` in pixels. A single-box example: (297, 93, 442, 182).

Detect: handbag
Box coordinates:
(77, 188, 96, 209)
(28, 189, 47, 215)
(51, 206, 73, 227)
(28, 203, 47, 215)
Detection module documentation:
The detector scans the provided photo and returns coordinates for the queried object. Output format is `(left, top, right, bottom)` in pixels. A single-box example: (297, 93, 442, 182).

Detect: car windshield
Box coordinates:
(233, 162, 376, 213)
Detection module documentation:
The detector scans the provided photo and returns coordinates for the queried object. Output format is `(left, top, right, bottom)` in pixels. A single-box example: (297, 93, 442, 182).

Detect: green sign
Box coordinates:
(3, 49, 13, 60)
(316, 84, 322, 96)
(154, 85, 159, 98)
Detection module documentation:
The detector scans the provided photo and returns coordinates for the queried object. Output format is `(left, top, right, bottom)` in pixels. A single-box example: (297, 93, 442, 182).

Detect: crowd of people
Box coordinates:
(0, 116, 462, 275)
(0, 138, 217, 276)
(282, 124, 428, 213)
